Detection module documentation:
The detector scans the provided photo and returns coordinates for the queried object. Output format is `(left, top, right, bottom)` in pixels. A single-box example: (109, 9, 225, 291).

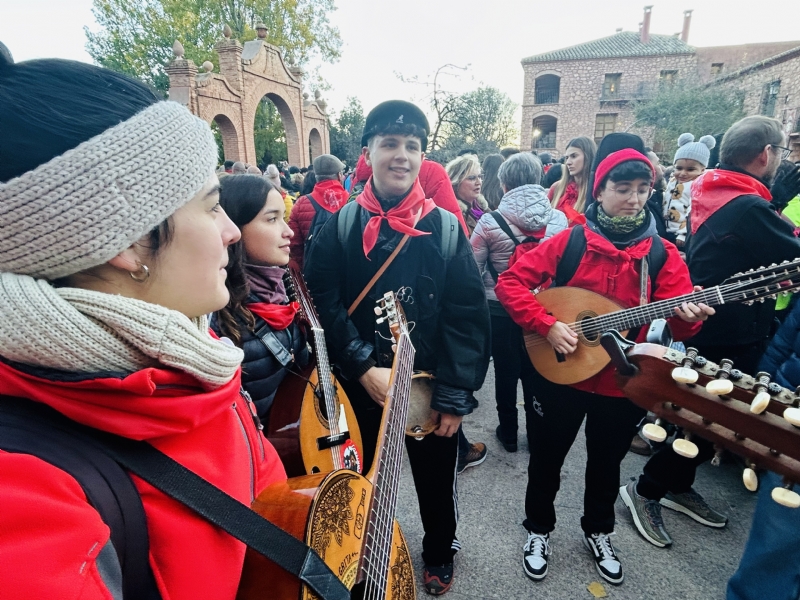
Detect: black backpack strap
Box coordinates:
(554, 225, 587, 287)
(0, 396, 161, 600)
(490, 211, 520, 247)
(305, 194, 321, 213)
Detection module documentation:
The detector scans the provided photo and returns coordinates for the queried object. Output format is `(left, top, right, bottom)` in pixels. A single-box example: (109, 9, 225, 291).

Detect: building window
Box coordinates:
(531, 115, 558, 149)
(710, 63, 724, 77)
(534, 74, 560, 105)
(660, 70, 678, 86)
(603, 74, 622, 99)
(761, 80, 781, 117)
(594, 114, 617, 143)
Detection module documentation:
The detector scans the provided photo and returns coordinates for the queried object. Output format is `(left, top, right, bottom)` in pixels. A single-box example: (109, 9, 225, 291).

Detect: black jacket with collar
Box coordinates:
(303, 202, 491, 416)
(686, 165, 800, 347)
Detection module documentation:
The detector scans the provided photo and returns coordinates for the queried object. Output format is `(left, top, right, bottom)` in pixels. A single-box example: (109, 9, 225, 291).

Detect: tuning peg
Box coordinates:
(642, 420, 667, 443)
(376, 316, 387, 325)
(743, 467, 758, 492)
(391, 343, 397, 353)
(672, 367, 699, 384)
(772, 486, 800, 508)
(673, 435, 699, 458)
(706, 359, 735, 396)
(784, 407, 800, 427)
(711, 446, 724, 467)
(751, 392, 771, 414)
(374, 306, 383, 316)
(751, 372, 773, 414)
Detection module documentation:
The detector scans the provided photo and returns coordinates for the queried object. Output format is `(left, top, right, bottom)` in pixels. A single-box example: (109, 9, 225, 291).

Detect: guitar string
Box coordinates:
(312, 330, 343, 470)
(364, 335, 413, 599)
(524, 278, 799, 348)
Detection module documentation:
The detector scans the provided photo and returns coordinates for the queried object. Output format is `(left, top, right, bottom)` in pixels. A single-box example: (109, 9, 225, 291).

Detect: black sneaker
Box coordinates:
(522, 531, 551, 581)
(423, 563, 453, 595)
(583, 532, 624, 585)
(496, 425, 518, 453)
(457, 442, 487, 474)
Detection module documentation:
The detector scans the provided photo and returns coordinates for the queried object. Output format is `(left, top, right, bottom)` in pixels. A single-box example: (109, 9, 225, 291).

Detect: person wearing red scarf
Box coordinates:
(288, 153, 350, 270)
(304, 100, 490, 596)
(213, 175, 308, 425)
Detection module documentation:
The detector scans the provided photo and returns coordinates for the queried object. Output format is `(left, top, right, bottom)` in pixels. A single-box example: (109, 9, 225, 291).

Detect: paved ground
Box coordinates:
(395, 367, 757, 600)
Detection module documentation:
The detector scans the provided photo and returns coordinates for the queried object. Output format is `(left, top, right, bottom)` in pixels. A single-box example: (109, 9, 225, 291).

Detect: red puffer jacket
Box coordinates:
(0, 361, 286, 600)
(496, 225, 702, 397)
(288, 194, 317, 270)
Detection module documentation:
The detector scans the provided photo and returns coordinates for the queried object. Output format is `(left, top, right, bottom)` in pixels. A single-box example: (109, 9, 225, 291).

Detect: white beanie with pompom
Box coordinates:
(674, 133, 716, 168)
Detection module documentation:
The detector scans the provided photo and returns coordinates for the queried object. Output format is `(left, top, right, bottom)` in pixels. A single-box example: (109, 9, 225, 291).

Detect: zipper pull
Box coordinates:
(240, 388, 264, 431)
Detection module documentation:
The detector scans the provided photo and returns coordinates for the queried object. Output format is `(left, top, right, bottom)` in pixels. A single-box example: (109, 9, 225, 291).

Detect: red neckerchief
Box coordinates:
(555, 182, 587, 226)
(310, 179, 349, 213)
(247, 302, 299, 330)
(690, 169, 772, 234)
(355, 178, 436, 257)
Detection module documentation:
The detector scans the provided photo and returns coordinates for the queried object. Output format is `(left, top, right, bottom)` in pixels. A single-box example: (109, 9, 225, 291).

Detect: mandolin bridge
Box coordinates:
(317, 431, 351, 450)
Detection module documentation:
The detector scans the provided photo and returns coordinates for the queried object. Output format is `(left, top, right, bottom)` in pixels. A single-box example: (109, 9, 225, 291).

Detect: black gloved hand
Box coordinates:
(771, 165, 800, 212)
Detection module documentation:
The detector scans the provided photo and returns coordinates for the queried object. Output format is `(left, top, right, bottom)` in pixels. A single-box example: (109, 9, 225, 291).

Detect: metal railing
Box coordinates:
(534, 89, 560, 105)
(600, 81, 660, 101)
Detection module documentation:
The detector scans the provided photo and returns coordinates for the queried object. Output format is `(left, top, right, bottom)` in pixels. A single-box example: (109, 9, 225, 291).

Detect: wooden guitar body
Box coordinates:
(617, 343, 800, 483)
(237, 457, 416, 600)
(523, 286, 627, 385)
(267, 364, 363, 477)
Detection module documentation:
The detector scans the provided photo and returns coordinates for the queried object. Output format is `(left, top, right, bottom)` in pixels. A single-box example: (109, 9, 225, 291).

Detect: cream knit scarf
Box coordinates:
(0, 273, 243, 389)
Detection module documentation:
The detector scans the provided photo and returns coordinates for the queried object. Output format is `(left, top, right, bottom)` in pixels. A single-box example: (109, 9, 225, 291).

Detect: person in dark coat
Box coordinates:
(304, 100, 491, 596)
(622, 115, 800, 550)
(213, 175, 308, 422)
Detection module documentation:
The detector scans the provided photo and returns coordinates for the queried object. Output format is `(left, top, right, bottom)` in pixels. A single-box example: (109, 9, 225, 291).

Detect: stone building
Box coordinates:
(166, 22, 329, 168)
(520, 7, 800, 159)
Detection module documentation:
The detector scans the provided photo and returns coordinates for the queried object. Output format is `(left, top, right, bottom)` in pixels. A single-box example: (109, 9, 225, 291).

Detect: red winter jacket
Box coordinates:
(288, 180, 349, 270)
(0, 361, 285, 600)
(496, 223, 701, 397)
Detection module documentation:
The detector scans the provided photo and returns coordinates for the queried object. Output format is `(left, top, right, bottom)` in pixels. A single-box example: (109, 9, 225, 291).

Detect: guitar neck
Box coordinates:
(596, 287, 724, 332)
(310, 327, 339, 431)
(359, 331, 415, 589)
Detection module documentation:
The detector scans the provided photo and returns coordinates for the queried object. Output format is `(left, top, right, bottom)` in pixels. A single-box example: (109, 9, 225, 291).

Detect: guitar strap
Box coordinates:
(255, 322, 294, 366)
(640, 256, 649, 307)
(0, 395, 350, 600)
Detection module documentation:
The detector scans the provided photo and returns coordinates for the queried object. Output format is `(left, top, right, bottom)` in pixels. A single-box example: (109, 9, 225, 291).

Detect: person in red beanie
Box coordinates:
(495, 149, 714, 586)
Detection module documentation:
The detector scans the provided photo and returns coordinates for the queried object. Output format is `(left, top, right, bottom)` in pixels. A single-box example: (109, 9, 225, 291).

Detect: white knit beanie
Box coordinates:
(674, 133, 716, 168)
(0, 101, 217, 279)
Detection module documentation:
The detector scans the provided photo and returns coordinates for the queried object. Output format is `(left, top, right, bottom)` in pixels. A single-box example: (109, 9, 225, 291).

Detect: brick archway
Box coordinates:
(309, 128, 323, 162)
(166, 29, 329, 168)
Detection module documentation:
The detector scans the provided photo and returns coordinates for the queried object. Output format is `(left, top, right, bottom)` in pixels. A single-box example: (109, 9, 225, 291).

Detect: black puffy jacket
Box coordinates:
(211, 303, 308, 421)
(304, 202, 491, 416)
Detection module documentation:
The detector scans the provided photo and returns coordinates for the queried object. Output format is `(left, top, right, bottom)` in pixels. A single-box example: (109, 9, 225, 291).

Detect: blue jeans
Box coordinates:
(727, 471, 800, 600)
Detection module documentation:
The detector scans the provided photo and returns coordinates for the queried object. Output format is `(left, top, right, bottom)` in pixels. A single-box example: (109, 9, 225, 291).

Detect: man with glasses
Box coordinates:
(621, 116, 800, 552)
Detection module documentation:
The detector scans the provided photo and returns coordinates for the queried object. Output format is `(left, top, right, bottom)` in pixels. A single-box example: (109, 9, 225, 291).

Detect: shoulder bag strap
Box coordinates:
(347, 234, 410, 316)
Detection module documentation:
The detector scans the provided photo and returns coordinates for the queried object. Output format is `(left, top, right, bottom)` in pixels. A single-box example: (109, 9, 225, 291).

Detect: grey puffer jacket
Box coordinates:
(470, 184, 568, 302)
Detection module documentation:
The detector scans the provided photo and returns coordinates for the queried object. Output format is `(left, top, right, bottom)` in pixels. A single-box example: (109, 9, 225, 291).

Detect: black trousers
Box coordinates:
(524, 376, 645, 535)
(341, 377, 458, 566)
(637, 341, 767, 501)
(491, 313, 538, 442)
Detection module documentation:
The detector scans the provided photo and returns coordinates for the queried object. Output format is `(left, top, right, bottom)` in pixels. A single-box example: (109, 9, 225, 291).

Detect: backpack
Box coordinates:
(336, 201, 459, 260)
(303, 195, 335, 258)
(485, 211, 545, 282)
(554, 225, 667, 292)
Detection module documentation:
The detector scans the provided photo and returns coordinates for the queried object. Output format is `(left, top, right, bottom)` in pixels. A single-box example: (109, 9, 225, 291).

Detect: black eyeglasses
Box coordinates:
(773, 145, 793, 160)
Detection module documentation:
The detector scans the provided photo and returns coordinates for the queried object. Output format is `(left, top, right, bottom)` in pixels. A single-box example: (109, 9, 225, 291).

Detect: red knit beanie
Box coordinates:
(592, 148, 656, 199)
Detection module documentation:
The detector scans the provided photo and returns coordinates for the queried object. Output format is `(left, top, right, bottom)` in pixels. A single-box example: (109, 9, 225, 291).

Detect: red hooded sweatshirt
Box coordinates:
(0, 362, 285, 600)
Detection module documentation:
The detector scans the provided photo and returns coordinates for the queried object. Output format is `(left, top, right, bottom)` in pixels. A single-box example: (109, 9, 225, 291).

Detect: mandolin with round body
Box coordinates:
(612, 341, 800, 509)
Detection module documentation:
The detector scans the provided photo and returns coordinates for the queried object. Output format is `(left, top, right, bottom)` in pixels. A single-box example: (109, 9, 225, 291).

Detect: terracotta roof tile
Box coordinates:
(522, 31, 694, 64)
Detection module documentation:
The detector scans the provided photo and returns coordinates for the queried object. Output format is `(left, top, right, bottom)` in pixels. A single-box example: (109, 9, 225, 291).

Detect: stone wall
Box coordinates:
(521, 54, 695, 154)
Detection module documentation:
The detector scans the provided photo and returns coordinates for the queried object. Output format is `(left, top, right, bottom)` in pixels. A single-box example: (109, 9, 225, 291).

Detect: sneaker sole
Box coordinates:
(522, 558, 548, 582)
(659, 498, 728, 528)
(582, 536, 624, 586)
(619, 485, 671, 548)
(458, 453, 487, 474)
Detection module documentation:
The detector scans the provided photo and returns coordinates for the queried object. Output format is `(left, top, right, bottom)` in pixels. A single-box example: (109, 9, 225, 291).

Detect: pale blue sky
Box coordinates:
(2, 0, 799, 124)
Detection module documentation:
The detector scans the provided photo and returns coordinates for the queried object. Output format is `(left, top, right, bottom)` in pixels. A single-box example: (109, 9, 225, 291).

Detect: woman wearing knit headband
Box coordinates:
(0, 55, 285, 598)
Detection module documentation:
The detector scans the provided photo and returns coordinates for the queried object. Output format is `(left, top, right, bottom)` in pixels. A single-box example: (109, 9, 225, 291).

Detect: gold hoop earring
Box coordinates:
(130, 264, 150, 282)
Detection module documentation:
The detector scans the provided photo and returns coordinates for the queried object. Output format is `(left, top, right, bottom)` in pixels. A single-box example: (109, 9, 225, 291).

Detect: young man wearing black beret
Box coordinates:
(304, 100, 491, 595)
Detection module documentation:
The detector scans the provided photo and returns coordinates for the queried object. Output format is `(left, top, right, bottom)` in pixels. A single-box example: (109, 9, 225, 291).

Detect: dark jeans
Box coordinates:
(491, 313, 538, 442)
(637, 341, 766, 501)
(524, 377, 645, 535)
(342, 377, 459, 565)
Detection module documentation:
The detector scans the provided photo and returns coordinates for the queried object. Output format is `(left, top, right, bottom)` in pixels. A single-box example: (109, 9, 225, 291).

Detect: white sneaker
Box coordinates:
(583, 532, 624, 585)
(522, 531, 551, 581)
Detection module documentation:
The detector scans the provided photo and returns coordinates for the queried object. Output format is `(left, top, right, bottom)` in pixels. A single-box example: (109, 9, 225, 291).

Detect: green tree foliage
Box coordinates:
(253, 99, 288, 167)
(427, 86, 518, 164)
(329, 97, 365, 169)
(632, 80, 746, 156)
(85, 0, 342, 95)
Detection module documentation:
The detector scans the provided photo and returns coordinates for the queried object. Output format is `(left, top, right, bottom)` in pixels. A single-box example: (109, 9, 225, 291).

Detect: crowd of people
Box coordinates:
(2, 45, 800, 600)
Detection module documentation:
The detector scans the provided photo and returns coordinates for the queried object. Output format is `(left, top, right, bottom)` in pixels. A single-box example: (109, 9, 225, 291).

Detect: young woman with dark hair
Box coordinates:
(0, 55, 285, 598)
(481, 153, 505, 210)
(497, 149, 713, 587)
(213, 174, 308, 422)
(548, 136, 597, 225)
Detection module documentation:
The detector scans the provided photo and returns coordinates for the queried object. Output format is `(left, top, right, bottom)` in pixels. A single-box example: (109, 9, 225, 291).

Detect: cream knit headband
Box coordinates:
(0, 101, 217, 279)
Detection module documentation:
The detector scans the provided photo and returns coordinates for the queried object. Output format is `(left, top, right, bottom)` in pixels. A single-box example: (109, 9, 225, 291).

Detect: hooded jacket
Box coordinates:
(0, 360, 285, 600)
(686, 166, 800, 347)
(470, 184, 568, 303)
(288, 179, 349, 270)
(496, 206, 701, 397)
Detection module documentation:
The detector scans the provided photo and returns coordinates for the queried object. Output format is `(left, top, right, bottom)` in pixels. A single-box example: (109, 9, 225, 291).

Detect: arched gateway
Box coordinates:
(165, 24, 329, 167)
